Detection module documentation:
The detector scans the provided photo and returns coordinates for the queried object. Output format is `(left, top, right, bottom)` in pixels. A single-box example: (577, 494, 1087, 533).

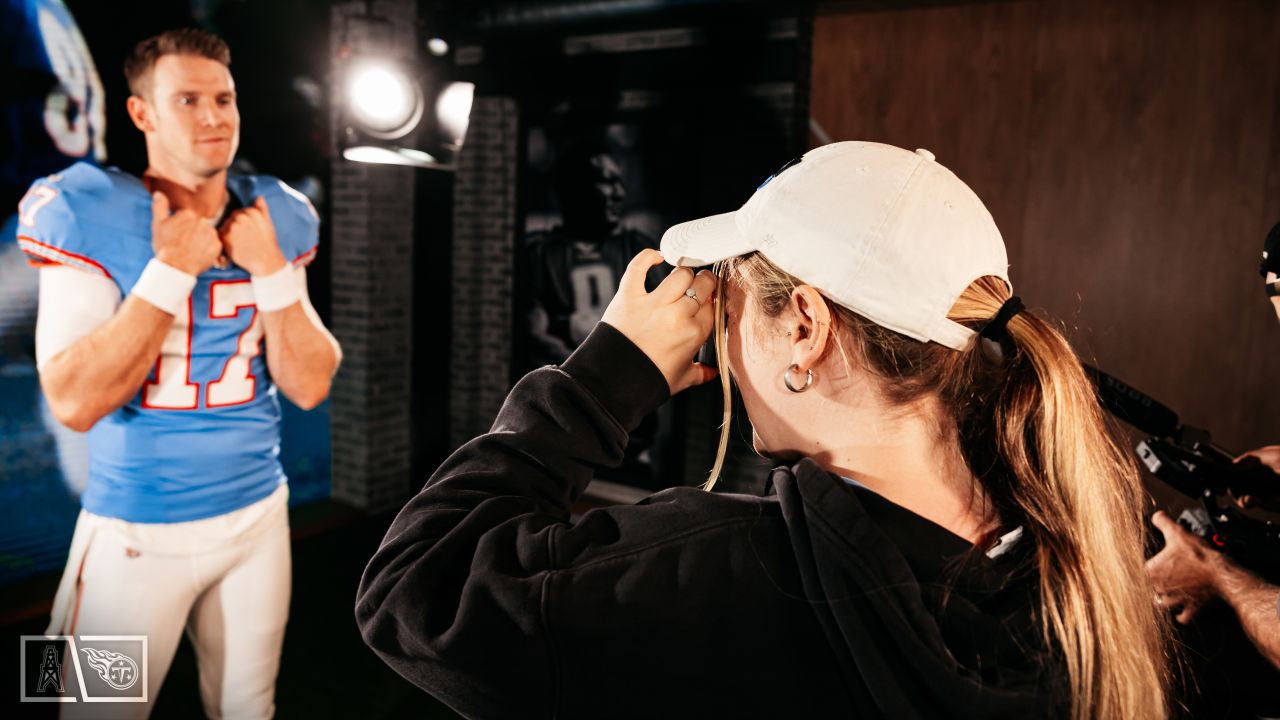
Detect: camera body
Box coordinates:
(1086, 364, 1280, 579)
(1137, 434, 1280, 580)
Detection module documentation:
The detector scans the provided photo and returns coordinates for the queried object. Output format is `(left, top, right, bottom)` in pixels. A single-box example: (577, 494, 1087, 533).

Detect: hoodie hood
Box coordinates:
(773, 458, 1062, 719)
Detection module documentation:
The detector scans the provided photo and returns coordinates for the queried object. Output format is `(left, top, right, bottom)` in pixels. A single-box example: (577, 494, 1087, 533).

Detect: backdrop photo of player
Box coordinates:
(519, 130, 675, 489)
(0, 0, 109, 580)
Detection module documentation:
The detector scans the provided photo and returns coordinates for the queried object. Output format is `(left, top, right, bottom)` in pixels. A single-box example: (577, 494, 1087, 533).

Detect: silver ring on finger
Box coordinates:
(684, 287, 700, 305)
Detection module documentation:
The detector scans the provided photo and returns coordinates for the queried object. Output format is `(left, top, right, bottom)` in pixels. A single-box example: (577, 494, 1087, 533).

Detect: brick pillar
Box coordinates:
(448, 97, 519, 448)
(329, 0, 417, 511)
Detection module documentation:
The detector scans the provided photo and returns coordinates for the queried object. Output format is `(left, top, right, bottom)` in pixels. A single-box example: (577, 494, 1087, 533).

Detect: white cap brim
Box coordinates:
(659, 211, 752, 267)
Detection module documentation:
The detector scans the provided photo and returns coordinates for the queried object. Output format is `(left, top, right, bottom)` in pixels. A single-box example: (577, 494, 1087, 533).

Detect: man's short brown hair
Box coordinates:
(124, 28, 231, 98)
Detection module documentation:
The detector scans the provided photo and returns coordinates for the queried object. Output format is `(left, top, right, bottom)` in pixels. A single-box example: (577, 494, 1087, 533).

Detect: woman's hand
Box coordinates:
(601, 249, 719, 395)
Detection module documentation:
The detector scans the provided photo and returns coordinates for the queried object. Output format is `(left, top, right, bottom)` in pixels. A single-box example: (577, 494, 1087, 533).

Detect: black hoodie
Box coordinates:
(355, 323, 1065, 719)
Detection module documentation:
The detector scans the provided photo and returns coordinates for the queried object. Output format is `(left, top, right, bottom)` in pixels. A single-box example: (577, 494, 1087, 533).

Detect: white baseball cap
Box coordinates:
(660, 141, 1010, 351)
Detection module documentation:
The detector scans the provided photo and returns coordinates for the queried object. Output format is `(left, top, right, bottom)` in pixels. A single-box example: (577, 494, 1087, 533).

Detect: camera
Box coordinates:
(1087, 365, 1280, 579)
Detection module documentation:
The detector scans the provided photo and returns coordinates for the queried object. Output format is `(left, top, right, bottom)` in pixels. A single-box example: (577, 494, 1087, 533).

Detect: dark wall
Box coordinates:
(811, 0, 1280, 455)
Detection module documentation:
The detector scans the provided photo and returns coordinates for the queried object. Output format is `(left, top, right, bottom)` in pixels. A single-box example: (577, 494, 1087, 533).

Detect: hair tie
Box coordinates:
(979, 296, 1024, 343)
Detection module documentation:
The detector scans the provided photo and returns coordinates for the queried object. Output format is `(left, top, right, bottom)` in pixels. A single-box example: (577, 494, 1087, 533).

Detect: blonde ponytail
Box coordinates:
(709, 256, 1174, 719)
(954, 278, 1172, 720)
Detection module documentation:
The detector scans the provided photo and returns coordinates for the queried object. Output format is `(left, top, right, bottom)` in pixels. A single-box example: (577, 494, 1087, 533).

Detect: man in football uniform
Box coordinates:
(520, 138, 669, 487)
(18, 28, 340, 718)
(522, 139, 661, 368)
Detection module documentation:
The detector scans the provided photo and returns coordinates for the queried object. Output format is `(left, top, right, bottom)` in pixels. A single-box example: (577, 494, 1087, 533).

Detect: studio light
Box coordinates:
(346, 62, 423, 140)
(341, 145, 438, 166)
(338, 52, 473, 171)
(436, 81, 474, 149)
(426, 38, 450, 57)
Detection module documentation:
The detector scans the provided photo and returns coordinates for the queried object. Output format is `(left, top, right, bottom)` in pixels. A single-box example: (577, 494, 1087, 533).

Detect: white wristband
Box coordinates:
(251, 263, 301, 312)
(131, 258, 197, 316)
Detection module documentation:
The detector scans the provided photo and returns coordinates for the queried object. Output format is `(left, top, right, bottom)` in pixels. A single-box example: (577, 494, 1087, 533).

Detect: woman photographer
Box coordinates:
(356, 142, 1173, 719)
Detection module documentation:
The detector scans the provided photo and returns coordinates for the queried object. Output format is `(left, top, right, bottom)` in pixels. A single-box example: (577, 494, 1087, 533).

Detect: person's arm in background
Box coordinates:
(219, 196, 340, 409)
(1232, 445, 1280, 508)
(1213, 555, 1280, 669)
(518, 237, 575, 366)
(39, 193, 221, 430)
(1238, 446, 1280, 473)
(526, 303, 575, 364)
(1147, 511, 1280, 669)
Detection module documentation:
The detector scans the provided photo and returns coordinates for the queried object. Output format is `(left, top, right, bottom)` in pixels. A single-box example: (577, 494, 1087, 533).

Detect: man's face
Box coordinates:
(560, 152, 625, 232)
(140, 54, 239, 179)
(587, 154, 626, 226)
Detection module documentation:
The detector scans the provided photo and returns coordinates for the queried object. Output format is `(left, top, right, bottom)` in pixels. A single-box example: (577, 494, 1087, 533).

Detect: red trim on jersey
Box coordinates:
(17, 235, 113, 279)
(292, 246, 318, 267)
(205, 279, 261, 409)
(141, 294, 198, 410)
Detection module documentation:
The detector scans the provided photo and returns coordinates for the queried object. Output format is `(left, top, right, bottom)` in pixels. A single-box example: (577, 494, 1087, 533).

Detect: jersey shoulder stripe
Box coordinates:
(17, 234, 111, 277)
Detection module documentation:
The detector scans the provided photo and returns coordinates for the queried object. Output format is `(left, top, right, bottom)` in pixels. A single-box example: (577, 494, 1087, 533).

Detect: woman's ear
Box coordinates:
(786, 285, 831, 371)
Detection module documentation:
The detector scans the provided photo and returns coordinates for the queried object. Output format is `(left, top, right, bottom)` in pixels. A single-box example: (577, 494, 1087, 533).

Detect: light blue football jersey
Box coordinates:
(17, 162, 320, 523)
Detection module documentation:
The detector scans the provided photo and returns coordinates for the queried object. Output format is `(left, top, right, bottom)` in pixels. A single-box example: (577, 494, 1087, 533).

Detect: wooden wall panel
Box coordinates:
(1247, 28, 1280, 450)
(812, 0, 1280, 453)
